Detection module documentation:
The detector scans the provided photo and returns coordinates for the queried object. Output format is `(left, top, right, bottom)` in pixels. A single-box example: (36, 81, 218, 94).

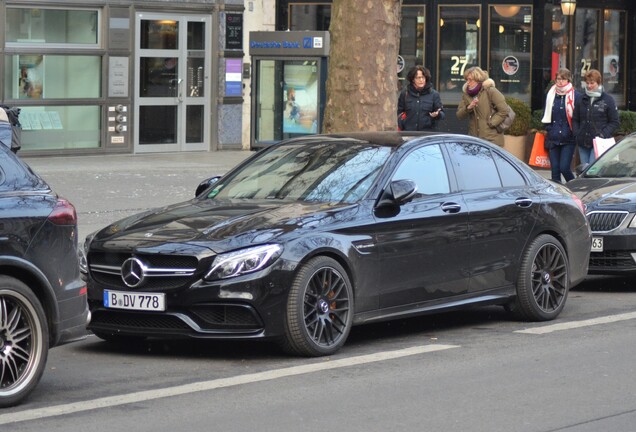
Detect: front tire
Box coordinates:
(281, 256, 353, 357)
(0, 276, 49, 407)
(511, 234, 569, 321)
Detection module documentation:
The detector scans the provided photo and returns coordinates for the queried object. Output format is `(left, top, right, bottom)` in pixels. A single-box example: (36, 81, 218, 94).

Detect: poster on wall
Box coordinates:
(18, 55, 44, 99)
(283, 63, 318, 134)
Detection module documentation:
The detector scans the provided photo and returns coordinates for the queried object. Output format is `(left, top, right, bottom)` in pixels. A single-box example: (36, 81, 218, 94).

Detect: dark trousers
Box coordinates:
(548, 143, 575, 183)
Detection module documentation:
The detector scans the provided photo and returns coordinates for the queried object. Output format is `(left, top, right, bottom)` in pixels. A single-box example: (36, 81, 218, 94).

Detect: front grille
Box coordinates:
(88, 252, 201, 291)
(589, 251, 636, 270)
(587, 211, 629, 232)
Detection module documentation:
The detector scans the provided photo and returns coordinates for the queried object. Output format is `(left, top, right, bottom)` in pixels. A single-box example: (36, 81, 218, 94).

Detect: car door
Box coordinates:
(375, 143, 471, 309)
(445, 141, 538, 292)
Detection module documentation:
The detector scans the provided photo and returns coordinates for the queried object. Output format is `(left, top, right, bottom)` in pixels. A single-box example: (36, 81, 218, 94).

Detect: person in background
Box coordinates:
(573, 69, 620, 165)
(542, 68, 580, 183)
(397, 66, 444, 131)
(456, 66, 509, 147)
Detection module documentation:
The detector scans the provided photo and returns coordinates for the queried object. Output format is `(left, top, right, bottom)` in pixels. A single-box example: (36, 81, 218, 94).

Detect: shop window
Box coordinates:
(573, 9, 600, 90)
(602, 10, 626, 107)
(4, 55, 101, 100)
(398, 7, 425, 90)
(18, 106, 101, 150)
(488, 5, 532, 104)
(5, 8, 99, 47)
(438, 5, 480, 105)
(546, 6, 569, 83)
(289, 3, 331, 30)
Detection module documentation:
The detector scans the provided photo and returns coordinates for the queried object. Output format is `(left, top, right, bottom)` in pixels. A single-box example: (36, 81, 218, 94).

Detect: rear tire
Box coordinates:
(510, 234, 569, 321)
(280, 256, 353, 357)
(0, 276, 49, 407)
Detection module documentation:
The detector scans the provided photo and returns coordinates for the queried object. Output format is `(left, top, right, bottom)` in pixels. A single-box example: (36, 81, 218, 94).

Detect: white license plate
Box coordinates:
(104, 290, 166, 311)
(591, 237, 604, 252)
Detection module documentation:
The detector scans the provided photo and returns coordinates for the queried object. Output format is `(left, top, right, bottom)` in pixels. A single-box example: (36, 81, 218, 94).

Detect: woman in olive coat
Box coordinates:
(456, 66, 510, 147)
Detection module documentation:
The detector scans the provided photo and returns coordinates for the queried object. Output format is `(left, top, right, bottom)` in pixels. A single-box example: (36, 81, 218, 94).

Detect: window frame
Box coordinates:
(5, 6, 102, 50)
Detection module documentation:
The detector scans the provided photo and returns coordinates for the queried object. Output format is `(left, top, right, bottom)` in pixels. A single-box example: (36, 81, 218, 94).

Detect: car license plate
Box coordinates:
(104, 290, 166, 311)
(591, 237, 604, 252)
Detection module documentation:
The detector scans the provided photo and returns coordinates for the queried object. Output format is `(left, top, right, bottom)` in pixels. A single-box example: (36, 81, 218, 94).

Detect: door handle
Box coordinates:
(441, 202, 461, 213)
(515, 198, 533, 208)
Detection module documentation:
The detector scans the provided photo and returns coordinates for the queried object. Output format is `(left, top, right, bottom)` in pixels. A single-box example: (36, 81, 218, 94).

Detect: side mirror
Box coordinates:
(195, 176, 221, 197)
(376, 179, 417, 208)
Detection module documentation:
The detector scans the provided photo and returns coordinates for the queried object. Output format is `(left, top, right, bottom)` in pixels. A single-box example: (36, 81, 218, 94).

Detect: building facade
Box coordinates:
(276, 0, 635, 134)
(0, 0, 245, 156)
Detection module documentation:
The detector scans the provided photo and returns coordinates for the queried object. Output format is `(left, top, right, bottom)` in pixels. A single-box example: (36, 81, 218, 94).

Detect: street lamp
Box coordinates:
(561, 0, 576, 16)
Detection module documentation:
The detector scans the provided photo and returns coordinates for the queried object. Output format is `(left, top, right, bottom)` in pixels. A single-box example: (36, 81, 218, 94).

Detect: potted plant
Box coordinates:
(502, 97, 532, 160)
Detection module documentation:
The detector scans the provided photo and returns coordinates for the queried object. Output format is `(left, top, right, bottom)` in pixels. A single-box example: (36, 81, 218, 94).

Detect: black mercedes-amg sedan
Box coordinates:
(0, 145, 89, 407)
(82, 132, 591, 357)
(568, 132, 636, 274)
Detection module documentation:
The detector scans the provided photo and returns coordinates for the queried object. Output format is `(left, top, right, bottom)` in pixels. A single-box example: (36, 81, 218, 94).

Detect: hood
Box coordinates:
(92, 198, 358, 252)
(568, 178, 636, 210)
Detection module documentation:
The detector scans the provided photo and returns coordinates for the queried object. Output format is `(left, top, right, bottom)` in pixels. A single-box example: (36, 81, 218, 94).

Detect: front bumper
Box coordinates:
(86, 264, 295, 340)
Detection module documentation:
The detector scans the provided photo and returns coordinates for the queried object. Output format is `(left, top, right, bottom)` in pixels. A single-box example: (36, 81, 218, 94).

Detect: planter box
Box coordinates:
(503, 134, 526, 160)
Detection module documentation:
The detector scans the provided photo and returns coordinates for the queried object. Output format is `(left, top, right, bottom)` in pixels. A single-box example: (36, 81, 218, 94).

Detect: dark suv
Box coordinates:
(0, 145, 89, 407)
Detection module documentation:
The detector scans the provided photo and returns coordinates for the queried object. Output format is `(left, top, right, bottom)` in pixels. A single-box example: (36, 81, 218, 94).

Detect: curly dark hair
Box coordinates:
(407, 65, 432, 84)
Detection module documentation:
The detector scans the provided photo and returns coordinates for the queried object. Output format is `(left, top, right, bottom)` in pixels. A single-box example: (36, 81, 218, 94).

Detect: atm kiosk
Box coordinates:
(249, 31, 329, 149)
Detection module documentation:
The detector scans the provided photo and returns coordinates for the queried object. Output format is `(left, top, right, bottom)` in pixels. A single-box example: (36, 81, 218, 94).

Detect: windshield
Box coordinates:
(585, 136, 636, 178)
(207, 141, 391, 203)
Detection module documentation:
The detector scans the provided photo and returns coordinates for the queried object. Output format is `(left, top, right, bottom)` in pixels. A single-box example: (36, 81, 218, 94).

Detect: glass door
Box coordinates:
(135, 13, 211, 153)
(253, 58, 321, 147)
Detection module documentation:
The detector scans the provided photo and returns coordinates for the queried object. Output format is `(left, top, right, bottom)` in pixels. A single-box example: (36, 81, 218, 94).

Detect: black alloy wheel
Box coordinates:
(511, 234, 569, 321)
(282, 256, 353, 357)
(0, 277, 49, 407)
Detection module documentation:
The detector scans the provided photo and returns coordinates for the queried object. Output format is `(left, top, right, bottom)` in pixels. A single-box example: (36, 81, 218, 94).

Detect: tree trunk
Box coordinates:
(323, 0, 402, 133)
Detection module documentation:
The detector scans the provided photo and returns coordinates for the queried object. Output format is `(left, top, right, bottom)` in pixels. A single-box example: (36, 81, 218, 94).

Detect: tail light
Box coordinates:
(571, 193, 586, 215)
(48, 198, 77, 225)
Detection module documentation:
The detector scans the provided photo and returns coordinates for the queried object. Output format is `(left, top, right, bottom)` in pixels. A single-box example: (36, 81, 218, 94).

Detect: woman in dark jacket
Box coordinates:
(542, 68, 580, 183)
(397, 66, 444, 131)
(573, 69, 620, 165)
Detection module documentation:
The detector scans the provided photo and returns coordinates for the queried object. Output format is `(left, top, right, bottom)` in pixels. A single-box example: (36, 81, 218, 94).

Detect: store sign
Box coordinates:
(226, 13, 243, 50)
(225, 59, 242, 97)
(397, 55, 404, 74)
(249, 31, 330, 56)
(502, 56, 519, 76)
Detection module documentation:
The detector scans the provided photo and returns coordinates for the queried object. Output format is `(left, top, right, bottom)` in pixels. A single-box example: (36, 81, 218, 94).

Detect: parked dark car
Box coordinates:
(568, 132, 636, 274)
(0, 145, 89, 407)
(82, 132, 590, 357)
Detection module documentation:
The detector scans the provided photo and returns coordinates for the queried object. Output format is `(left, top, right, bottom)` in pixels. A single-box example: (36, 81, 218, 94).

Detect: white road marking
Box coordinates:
(0, 344, 458, 425)
(515, 312, 636, 335)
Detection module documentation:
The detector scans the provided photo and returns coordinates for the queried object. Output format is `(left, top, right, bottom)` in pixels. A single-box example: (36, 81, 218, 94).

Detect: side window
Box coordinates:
(448, 142, 501, 190)
(493, 151, 527, 187)
(392, 145, 450, 196)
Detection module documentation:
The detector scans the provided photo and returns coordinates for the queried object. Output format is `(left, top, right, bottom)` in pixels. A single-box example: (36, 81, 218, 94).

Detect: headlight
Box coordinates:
(629, 214, 636, 228)
(78, 232, 96, 274)
(205, 244, 283, 281)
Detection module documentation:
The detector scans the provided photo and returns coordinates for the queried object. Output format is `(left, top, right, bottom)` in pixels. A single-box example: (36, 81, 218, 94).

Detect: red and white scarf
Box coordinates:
(542, 82, 575, 129)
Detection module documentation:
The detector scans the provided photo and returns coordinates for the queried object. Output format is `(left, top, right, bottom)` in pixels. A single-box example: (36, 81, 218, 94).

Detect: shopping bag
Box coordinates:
(528, 133, 550, 168)
(593, 136, 616, 158)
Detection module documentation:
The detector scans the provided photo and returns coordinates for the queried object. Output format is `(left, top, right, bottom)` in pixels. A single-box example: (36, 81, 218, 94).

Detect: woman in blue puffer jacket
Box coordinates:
(573, 69, 620, 165)
(397, 66, 444, 131)
(542, 68, 580, 183)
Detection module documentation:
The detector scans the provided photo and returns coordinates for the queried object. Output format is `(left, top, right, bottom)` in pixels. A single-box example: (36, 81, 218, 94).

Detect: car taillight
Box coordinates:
(48, 198, 77, 225)
(571, 193, 586, 215)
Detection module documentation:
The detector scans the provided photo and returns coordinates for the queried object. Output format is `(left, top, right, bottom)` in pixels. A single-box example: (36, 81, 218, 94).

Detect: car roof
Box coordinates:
(280, 131, 445, 148)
